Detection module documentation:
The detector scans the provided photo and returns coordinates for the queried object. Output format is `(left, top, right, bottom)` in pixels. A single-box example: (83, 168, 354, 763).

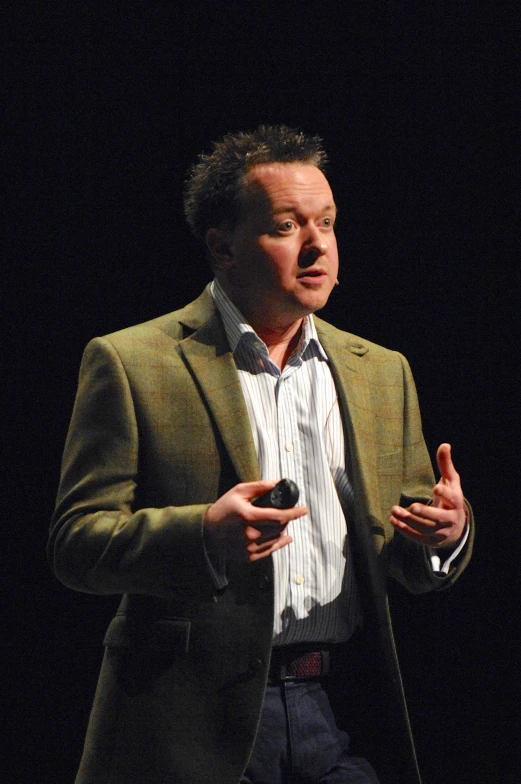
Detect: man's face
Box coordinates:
(219, 163, 339, 326)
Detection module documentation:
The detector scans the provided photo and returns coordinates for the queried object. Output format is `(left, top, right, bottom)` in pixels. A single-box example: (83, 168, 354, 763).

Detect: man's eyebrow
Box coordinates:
(272, 203, 337, 215)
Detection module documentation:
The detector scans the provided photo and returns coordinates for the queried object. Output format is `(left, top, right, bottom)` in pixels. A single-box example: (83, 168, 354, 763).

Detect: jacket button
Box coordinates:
(257, 574, 271, 590)
(250, 657, 263, 673)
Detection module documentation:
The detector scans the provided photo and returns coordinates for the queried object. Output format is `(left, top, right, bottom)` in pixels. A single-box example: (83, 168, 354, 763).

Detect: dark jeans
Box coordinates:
(240, 679, 380, 784)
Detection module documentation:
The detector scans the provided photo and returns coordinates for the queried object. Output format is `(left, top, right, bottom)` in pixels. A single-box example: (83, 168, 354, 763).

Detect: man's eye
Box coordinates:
(321, 217, 334, 228)
(277, 220, 295, 232)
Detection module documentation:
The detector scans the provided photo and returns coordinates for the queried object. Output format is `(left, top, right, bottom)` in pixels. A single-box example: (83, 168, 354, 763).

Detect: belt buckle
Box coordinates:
(279, 662, 297, 681)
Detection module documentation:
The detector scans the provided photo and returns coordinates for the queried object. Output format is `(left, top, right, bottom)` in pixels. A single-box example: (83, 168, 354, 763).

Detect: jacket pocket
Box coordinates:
(103, 615, 191, 653)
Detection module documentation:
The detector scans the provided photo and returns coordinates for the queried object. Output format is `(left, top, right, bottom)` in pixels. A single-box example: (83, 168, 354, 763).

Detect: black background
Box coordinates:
(5, 3, 519, 782)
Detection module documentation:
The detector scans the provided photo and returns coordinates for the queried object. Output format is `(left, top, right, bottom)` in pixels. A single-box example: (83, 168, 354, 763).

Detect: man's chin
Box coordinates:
(292, 291, 332, 315)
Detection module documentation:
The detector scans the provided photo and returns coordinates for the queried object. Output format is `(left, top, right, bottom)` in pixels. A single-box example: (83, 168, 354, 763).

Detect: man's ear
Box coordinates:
(205, 228, 235, 270)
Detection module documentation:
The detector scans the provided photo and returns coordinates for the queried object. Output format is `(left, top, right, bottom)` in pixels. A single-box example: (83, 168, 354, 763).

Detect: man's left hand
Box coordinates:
(390, 443, 467, 548)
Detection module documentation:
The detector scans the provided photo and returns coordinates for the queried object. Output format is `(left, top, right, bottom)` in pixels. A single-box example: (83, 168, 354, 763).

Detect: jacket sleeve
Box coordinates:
(386, 353, 474, 594)
(48, 337, 214, 599)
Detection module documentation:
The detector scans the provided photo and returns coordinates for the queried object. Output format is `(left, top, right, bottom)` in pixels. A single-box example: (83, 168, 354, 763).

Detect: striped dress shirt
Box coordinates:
(211, 279, 363, 645)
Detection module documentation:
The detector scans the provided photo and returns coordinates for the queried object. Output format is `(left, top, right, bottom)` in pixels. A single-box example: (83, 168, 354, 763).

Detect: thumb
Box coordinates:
(436, 443, 458, 483)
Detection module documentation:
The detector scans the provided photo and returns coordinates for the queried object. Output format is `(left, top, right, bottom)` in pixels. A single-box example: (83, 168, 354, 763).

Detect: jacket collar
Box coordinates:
(176, 284, 216, 332)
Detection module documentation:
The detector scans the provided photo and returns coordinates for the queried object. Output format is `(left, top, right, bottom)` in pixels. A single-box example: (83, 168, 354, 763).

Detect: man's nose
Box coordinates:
(299, 228, 327, 268)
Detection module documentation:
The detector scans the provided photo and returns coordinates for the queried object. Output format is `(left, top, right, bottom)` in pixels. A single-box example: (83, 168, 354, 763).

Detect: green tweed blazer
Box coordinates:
(49, 285, 473, 784)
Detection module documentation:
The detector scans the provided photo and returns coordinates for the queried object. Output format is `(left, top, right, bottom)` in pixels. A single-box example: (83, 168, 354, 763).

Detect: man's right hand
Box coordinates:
(203, 480, 308, 562)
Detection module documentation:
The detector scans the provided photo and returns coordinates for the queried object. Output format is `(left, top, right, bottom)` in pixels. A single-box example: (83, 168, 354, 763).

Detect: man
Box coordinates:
(49, 126, 473, 784)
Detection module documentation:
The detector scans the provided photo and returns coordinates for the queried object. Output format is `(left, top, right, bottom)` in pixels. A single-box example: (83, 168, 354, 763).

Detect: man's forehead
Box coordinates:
(242, 163, 335, 212)
(244, 161, 326, 186)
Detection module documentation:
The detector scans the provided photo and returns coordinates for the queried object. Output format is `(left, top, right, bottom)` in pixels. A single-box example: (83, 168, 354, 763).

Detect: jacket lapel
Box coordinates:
(316, 319, 389, 609)
(177, 293, 260, 484)
(315, 319, 382, 524)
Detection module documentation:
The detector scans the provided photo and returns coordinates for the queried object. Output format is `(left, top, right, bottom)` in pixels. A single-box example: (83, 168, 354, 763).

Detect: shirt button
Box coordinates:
(295, 574, 305, 585)
(285, 442, 294, 452)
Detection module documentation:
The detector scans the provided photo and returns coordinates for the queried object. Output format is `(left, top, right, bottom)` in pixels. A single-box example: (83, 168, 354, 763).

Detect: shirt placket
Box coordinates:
(276, 369, 309, 636)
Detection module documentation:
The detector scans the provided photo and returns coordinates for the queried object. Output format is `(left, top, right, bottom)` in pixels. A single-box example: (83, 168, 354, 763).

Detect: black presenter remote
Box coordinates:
(251, 479, 300, 509)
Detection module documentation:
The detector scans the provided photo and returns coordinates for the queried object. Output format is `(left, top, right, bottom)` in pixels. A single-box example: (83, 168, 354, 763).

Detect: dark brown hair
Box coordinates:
(183, 125, 327, 241)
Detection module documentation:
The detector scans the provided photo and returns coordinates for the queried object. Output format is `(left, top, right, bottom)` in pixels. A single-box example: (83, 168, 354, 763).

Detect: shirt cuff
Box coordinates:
(428, 521, 470, 575)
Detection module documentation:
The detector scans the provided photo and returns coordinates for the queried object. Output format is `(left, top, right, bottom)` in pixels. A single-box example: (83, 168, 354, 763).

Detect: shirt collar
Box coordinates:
(210, 278, 328, 362)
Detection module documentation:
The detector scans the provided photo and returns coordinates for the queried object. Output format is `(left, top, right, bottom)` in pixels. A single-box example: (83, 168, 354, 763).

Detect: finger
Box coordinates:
(436, 443, 459, 483)
(248, 534, 293, 561)
(390, 506, 450, 535)
(245, 504, 308, 524)
(244, 523, 287, 543)
(390, 518, 447, 547)
(255, 521, 290, 543)
(391, 511, 438, 537)
(412, 502, 461, 529)
(238, 479, 279, 499)
(432, 482, 460, 509)
(244, 525, 264, 542)
(394, 504, 441, 527)
(391, 509, 463, 548)
(392, 503, 457, 533)
(246, 533, 283, 553)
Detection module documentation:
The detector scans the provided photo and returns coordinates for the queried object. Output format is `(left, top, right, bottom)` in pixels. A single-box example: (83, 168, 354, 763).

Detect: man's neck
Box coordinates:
(216, 277, 306, 370)
(255, 320, 304, 371)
